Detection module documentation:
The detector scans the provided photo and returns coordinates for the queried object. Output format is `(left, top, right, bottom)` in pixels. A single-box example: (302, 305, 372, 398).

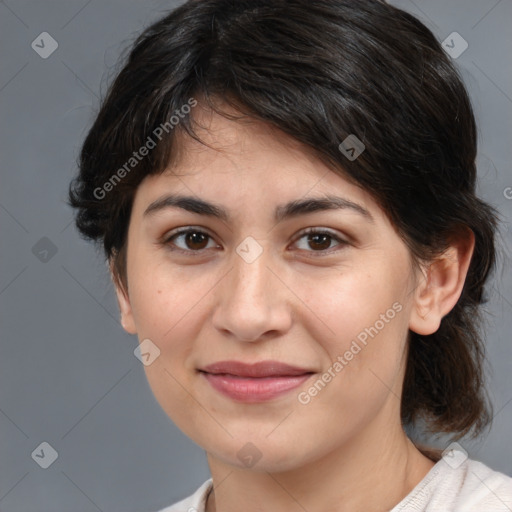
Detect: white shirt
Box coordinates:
(157, 458, 512, 512)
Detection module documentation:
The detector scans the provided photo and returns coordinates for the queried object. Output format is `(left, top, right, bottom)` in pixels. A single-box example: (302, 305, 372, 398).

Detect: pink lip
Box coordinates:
(199, 360, 314, 403)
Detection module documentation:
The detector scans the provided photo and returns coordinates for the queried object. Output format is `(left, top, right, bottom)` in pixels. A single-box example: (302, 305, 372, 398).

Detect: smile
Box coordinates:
(198, 360, 315, 403)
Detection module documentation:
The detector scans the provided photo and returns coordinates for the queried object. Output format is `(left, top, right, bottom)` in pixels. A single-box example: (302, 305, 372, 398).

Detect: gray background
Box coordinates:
(0, 1, 511, 511)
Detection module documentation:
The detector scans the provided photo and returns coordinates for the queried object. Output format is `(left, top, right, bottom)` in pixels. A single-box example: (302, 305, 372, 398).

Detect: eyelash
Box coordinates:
(161, 226, 349, 257)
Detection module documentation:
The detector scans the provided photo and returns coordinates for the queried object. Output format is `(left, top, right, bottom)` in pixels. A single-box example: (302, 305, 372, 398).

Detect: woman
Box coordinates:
(68, 0, 512, 510)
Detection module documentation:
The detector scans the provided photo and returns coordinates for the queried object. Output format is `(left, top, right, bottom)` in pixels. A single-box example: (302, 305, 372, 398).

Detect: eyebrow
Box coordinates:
(143, 193, 373, 223)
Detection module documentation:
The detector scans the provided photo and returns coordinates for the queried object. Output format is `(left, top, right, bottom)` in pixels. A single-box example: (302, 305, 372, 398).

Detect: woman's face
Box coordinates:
(116, 105, 422, 472)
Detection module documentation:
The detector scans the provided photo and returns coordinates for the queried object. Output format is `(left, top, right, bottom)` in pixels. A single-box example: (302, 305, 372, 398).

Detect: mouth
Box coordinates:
(198, 360, 315, 403)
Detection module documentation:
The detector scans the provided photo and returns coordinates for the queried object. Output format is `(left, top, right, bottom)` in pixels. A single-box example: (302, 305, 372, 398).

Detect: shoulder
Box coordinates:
(154, 479, 213, 512)
(392, 457, 512, 512)
(452, 459, 512, 511)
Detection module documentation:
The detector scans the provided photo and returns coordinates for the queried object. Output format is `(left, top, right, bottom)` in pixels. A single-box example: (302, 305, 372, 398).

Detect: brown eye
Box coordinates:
(293, 229, 348, 254)
(165, 229, 217, 252)
(183, 231, 209, 250)
(307, 233, 333, 251)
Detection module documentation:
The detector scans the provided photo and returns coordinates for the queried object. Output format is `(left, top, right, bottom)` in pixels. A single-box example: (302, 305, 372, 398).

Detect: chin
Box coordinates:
(203, 434, 317, 474)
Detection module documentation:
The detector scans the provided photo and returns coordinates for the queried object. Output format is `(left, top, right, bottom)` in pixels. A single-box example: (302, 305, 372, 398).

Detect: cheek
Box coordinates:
(127, 270, 207, 437)
(128, 252, 212, 340)
(297, 264, 410, 400)
(301, 266, 405, 348)
(125, 257, 216, 419)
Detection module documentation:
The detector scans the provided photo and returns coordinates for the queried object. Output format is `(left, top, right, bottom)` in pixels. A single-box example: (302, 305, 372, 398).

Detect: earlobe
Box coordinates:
(409, 230, 475, 336)
(409, 265, 442, 335)
(114, 284, 137, 334)
(109, 263, 137, 335)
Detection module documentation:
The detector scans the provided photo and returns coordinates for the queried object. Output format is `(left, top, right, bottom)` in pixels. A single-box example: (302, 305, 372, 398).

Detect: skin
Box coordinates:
(113, 103, 475, 512)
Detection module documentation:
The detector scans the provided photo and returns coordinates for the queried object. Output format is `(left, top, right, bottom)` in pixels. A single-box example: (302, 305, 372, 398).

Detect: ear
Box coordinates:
(109, 261, 137, 335)
(409, 229, 475, 336)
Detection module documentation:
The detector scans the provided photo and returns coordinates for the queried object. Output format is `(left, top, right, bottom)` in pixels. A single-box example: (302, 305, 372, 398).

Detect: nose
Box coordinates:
(212, 244, 293, 342)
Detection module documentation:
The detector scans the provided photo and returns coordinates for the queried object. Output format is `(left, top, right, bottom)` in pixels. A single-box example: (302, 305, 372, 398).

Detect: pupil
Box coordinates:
(309, 234, 331, 250)
(187, 232, 207, 250)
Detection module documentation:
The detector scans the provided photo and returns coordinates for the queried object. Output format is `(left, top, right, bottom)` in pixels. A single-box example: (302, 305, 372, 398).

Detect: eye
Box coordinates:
(161, 227, 348, 256)
(163, 228, 218, 253)
(292, 228, 348, 254)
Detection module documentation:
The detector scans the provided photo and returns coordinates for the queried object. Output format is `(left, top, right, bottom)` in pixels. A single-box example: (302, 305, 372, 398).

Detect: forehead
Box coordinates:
(169, 103, 327, 178)
(132, 103, 381, 222)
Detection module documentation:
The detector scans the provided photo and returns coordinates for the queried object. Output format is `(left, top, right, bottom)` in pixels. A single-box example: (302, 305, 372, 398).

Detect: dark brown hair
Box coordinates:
(68, 0, 499, 439)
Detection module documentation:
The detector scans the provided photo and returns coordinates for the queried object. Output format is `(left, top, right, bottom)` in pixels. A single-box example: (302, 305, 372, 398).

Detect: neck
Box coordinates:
(205, 416, 435, 512)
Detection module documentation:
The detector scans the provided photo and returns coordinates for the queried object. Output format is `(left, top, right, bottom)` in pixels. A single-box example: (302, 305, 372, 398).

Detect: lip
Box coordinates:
(199, 360, 315, 403)
(201, 360, 313, 378)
